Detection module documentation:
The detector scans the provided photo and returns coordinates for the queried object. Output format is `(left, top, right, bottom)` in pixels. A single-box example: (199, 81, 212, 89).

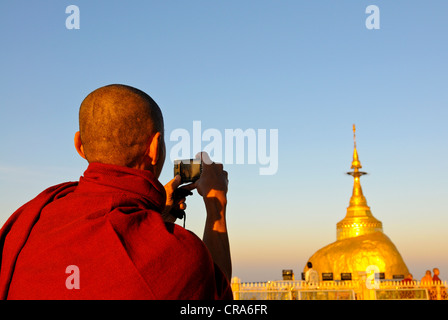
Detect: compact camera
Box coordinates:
(174, 159, 202, 184)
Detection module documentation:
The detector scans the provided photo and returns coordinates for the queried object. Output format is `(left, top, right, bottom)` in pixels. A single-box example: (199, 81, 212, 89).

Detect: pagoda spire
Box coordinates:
(347, 124, 367, 207)
(351, 124, 362, 170)
(336, 125, 383, 241)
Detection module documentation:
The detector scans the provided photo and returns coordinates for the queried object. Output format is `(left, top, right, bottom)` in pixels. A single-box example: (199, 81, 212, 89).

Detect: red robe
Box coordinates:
(0, 163, 232, 300)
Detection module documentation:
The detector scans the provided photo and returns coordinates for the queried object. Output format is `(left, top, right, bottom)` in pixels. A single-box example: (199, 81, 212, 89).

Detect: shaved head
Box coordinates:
(78, 84, 164, 167)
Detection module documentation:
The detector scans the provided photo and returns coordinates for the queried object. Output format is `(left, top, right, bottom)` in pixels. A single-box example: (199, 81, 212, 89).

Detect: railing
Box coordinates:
(374, 288, 428, 300)
(298, 289, 355, 300)
(231, 278, 448, 300)
(377, 280, 448, 300)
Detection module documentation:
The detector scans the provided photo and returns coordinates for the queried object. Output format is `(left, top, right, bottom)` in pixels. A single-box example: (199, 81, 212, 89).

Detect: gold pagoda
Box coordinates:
(304, 125, 409, 281)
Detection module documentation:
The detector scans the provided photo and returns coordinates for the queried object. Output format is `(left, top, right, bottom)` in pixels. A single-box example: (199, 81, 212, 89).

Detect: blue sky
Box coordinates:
(1, 1, 447, 282)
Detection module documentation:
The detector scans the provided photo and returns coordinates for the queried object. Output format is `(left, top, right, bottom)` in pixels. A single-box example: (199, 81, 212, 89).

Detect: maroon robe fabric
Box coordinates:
(0, 163, 232, 300)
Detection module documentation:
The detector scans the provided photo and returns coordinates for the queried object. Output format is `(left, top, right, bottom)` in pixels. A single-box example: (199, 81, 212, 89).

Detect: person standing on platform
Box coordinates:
(433, 268, 441, 283)
(305, 262, 319, 284)
(421, 270, 433, 285)
(401, 273, 414, 285)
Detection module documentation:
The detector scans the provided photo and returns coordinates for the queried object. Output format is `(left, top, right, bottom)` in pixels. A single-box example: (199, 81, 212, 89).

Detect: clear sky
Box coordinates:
(1, 1, 447, 282)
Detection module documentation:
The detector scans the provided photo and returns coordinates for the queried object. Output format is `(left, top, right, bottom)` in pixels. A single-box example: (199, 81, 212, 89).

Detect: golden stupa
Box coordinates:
(304, 125, 409, 281)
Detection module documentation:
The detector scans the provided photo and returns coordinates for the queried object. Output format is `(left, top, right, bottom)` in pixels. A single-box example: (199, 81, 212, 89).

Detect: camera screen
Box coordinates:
(174, 159, 202, 183)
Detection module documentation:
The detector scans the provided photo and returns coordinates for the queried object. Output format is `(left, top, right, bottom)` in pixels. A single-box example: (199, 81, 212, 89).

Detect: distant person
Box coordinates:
(433, 268, 441, 283)
(421, 270, 433, 285)
(0, 84, 232, 299)
(432, 268, 447, 300)
(401, 273, 414, 285)
(305, 262, 319, 284)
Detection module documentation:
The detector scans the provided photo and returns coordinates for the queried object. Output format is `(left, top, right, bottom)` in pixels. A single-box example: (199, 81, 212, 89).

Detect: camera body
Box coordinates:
(174, 159, 202, 183)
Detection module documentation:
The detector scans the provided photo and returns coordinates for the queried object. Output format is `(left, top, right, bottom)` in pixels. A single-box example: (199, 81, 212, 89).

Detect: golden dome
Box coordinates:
(306, 232, 409, 281)
(304, 125, 409, 280)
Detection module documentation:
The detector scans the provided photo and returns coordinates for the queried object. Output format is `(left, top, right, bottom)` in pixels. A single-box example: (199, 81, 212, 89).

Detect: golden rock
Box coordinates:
(306, 232, 409, 280)
(304, 125, 409, 280)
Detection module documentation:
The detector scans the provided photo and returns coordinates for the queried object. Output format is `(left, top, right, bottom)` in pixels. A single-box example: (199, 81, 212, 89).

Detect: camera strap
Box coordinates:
(172, 188, 193, 229)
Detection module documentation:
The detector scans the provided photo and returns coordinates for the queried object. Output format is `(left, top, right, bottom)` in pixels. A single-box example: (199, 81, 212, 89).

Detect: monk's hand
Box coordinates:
(195, 152, 228, 203)
(162, 175, 195, 223)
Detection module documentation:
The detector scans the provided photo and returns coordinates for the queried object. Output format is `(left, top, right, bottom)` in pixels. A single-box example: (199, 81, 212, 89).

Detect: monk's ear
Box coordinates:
(148, 132, 162, 166)
(74, 131, 87, 160)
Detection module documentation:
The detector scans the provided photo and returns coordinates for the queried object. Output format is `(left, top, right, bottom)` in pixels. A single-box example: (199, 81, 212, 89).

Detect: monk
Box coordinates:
(0, 84, 232, 299)
(433, 268, 441, 283)
(420, 270, 433, 286)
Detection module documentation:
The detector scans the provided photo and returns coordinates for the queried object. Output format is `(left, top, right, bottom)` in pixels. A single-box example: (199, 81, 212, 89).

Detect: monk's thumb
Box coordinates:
(171, 175, 182, 190)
